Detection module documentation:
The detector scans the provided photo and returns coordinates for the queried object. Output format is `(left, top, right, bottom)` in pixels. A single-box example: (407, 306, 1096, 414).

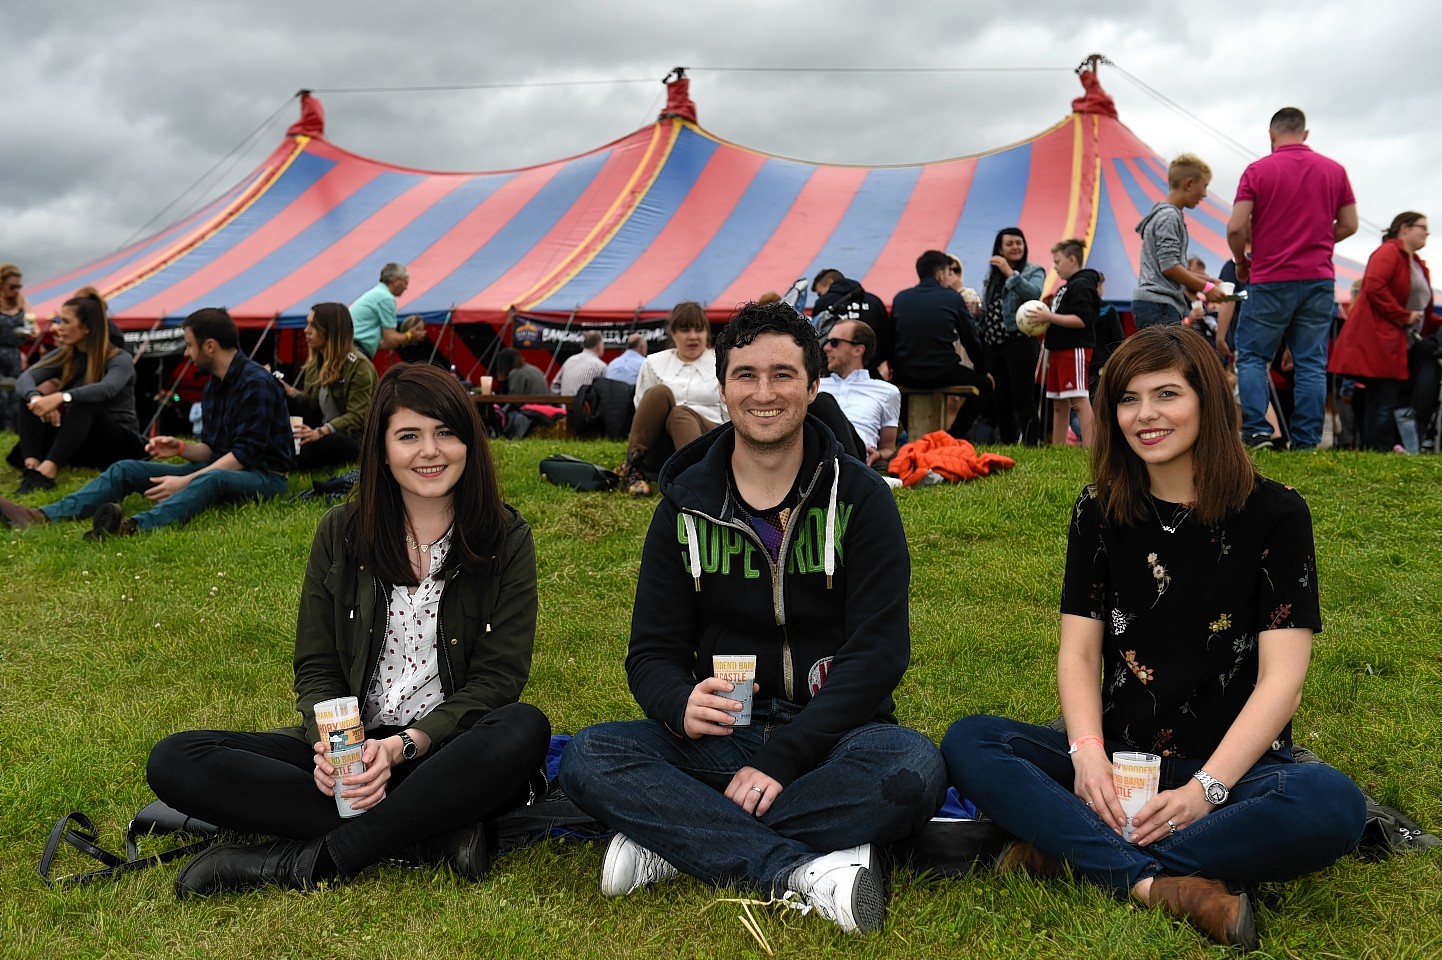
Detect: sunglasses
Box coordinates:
(825, 337, 860, 348)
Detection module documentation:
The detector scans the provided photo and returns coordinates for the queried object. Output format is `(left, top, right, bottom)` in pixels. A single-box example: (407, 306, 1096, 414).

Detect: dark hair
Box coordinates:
(183, 307, 240, 350)
(1269, 107, 1306, 134)
(302, 302, 357, 389)
(811, 268, 843, 293)
(839, 319, 876, 363)
(1384, 211, 1426, 241)
(715, 299, 824, 386)
(985, 228, 1029, 300)
(492, 348, 524, 377)
(667, 301, 709, 336)
(1091, 325, 1258, 527)
(346, 363, 508, 587)
(41, 292, 115, 386)
(914, 249, 952, 281)
(581, 330, 604, 350)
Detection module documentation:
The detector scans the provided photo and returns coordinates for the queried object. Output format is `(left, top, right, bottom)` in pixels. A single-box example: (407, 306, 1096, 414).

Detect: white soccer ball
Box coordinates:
(1015, 299, 1049, 337)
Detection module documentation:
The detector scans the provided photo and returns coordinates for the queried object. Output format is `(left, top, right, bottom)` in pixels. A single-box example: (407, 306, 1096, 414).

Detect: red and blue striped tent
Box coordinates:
(28, 70, 1366, 340)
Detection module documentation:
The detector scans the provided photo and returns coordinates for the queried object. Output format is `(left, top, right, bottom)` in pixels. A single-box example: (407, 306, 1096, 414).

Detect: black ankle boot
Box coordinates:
(390, 823, 493, 881)
(175, 837, 327, 899)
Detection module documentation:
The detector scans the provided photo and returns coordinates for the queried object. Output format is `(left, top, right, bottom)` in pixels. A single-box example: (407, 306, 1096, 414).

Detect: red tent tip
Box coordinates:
(287, 91, 326, 138)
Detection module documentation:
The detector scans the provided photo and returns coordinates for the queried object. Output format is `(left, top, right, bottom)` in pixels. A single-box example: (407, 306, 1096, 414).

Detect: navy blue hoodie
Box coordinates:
(625, 416, 911, 786)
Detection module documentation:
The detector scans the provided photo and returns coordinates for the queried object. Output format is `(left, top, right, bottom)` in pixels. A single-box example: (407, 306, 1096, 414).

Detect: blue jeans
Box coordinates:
(1131, 300, 1183, 328)
(1235, 279, 1336, 447)
(941, 715, 1365, 894)
(40, 459, 288, 531)
(558, 699, 946, 895)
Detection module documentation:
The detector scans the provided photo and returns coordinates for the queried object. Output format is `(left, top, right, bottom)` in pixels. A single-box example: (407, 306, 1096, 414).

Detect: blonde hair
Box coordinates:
(1168, 153, 1212, 189)
(0, 263, 20, 284)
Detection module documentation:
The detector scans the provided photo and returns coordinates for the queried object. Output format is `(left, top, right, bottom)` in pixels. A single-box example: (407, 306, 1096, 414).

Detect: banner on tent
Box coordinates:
(511, 315, 670, 351)
(123, 326, 188, 357)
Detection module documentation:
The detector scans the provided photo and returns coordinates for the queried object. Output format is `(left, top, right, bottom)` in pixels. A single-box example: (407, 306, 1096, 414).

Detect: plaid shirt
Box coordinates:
(201, 352, 294, 473)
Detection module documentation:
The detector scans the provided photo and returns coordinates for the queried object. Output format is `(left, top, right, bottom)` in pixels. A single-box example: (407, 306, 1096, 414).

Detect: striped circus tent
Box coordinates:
(28, 68, 1366, 336)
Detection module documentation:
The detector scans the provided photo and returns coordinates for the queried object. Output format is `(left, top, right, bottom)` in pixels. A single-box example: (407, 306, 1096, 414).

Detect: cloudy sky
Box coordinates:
(6, 1, 1438, 284)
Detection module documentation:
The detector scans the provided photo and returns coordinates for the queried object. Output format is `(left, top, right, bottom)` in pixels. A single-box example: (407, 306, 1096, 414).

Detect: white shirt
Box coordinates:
(816, 369, 900, 450)
(553, 349, 608, 395)
(363, 531, 451, 728)
(633, 348, 726, 424)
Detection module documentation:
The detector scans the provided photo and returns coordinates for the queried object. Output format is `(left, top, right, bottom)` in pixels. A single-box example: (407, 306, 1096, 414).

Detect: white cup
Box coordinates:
(1112, 751, 1161, 842)
(479, 375, 494, 395)
(713, 654, 757, 726)
(1219, 281, 1236, 297)
(289, 416, 304, 453)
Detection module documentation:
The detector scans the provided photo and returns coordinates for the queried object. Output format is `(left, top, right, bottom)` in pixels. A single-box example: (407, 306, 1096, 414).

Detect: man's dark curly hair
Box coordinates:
(714, 299, 825, 386)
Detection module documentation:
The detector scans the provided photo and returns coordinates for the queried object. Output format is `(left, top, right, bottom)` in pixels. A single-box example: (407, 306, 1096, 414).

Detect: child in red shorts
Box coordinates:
(1033, 239, 1099, 446)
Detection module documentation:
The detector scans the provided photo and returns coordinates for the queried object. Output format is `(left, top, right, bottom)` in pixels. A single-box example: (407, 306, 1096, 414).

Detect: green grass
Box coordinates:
(1, 435, 1437, 959)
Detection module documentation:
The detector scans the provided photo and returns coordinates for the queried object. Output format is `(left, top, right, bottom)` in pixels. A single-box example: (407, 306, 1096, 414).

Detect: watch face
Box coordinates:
(1206, 782, 1227, 804)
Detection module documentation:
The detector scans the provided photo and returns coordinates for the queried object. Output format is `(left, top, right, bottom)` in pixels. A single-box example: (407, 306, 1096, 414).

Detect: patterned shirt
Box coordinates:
(1060, 479, 1320, 759)
(202, 351, 294, 474)
(363, 531, 452, 728)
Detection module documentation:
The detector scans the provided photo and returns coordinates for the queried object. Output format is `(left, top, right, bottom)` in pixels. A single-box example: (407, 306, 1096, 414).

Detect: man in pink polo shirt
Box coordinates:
(1226, 107, 1358, 450)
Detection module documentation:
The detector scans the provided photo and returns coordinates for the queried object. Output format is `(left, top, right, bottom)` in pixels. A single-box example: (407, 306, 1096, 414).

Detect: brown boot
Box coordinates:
(993, 840, 1066, 880)
(0, 495, 47, 530)
(1146, 876, 1258, 952)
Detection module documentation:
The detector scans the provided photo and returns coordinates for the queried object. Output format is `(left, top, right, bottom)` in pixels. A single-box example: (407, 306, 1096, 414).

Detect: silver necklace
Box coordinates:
(405, 532, 435, 553)
(1149, 495, 1193, 534)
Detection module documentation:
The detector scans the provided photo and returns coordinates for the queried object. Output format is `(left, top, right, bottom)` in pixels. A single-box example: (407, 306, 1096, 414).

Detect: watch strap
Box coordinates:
(397, 731, 418, 761)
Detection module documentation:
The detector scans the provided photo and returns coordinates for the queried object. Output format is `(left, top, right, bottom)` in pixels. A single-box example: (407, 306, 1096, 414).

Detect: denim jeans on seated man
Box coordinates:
(1235, 279, 1335, 448)
(559, 698, 946, 894)
(941, 715, 1365, 894)
(1130, 300, 1183, 329)
(40, 460, 287, 531)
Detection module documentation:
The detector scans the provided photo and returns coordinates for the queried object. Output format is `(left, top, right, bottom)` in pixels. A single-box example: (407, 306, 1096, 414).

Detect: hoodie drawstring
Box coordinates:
(824, 455, 839, 589)
(682, 513, 702, 592)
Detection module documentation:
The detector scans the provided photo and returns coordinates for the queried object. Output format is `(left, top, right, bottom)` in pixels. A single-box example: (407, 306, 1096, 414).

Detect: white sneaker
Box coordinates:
(599, 833, 679, 897)
(782, 844, 885, 933)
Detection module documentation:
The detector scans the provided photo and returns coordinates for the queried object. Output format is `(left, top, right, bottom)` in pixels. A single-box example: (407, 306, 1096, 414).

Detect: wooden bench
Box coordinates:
(471, 392, 575, 437)
(899, 385, 980, 436)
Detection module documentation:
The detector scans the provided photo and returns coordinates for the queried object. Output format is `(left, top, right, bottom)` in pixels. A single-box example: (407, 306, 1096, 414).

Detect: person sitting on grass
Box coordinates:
(6, 291, 145, 494)
(560, 300, 945, 934)
(0, 307, 292, 537)
(147, 362, 550, 898)
(941, 325, 1366, 953)
(280, 302, 378, 471)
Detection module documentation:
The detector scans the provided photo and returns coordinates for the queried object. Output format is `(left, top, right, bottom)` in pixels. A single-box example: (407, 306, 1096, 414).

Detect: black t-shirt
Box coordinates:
(1043, 269, 1099, 351)
(1060, 478, 1321, 759)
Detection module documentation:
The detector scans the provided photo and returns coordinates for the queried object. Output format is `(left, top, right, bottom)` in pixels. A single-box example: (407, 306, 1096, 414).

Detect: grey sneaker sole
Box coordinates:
(848, 866, 887, 932)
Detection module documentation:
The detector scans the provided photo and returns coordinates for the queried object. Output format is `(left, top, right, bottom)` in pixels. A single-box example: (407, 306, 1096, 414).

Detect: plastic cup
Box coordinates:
(314, 697, 367, 818)
(313, 696, 360, 737)
(1112, 751, 1161, 842)
(289, 416, 304, 453)
(1219, 281, 1235, 297)
(479, 375, 494, 395)
(712, 654, 757, 726)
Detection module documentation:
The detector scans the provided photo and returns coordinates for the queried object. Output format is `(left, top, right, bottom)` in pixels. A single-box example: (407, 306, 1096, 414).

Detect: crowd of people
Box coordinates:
(0, 103, 1431, 953)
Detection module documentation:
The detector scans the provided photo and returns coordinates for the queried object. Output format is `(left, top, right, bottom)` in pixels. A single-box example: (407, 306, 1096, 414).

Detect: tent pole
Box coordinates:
(143, 358, 192, 439)
(540, 308, 578, 384)
(127, 316, 166, 363)
(248, 315, 277, 360)
(425, 308, 455, 369)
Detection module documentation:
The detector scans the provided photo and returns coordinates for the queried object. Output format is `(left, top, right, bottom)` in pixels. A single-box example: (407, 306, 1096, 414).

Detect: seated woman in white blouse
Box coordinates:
(621, 301, 724, 496)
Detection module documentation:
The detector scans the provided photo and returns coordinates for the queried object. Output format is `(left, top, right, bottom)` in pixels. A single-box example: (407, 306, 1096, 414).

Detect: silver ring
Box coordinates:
(1086, 800, 1094, 807)
(1168, 819, 1177, 835)
(751, 786, 764, 794)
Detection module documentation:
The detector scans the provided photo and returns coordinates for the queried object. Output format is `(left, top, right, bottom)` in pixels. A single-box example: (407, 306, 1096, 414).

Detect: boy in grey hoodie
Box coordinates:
(1132, 154, 1228, 327)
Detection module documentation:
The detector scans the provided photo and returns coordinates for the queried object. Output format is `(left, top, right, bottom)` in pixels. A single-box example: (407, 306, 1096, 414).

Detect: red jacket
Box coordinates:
(1329, 239, 1433, 380)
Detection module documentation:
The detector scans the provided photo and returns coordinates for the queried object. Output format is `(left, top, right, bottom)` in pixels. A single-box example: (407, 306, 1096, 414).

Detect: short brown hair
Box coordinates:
(837, 319, 876, 363)
(667, 301, 709, 336)
(1051, 238, 1086, 264)
(1091, 325, 1258, 527)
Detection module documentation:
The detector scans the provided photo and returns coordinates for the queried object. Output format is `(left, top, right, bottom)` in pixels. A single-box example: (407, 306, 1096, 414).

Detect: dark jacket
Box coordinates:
(1044, 269, 1100, 351)
(18, 348, 142, 436)
(813, 278, 892, 376)
(290, 351, 379, 439)
(626, 417, 911, 787)
(288, 503, 538, 747)
(891, 277, 987, 380)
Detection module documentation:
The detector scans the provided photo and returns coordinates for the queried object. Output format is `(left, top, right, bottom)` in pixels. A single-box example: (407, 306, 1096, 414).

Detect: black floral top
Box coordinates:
(1060, 478, 1320, 759)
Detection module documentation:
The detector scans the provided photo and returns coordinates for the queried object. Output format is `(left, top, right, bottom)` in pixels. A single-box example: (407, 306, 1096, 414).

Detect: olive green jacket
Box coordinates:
(288, 503, 537, 746)
(292, 351, 379, 438)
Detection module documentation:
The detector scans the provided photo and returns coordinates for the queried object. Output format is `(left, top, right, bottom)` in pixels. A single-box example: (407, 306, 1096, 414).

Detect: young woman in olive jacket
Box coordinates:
(282, 302, 378, 470)
(148, 362, 550, 898)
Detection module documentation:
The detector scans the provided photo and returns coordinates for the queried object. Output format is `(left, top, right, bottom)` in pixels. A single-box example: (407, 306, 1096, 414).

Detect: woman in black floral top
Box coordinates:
(942, 326, 1365, 952)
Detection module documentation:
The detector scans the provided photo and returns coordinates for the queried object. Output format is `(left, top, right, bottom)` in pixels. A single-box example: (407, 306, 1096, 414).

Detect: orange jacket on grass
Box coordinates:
(888, 431, 1016, 487)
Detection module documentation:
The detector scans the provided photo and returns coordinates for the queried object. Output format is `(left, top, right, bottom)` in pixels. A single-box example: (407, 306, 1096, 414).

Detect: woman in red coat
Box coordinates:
(1329, 212, 1433, 450)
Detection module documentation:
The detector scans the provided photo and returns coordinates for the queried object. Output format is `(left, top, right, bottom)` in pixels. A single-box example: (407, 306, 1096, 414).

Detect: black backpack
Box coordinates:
(539, 455, 619, 492)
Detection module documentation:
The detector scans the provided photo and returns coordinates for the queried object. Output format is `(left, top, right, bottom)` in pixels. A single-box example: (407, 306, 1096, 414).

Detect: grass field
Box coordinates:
(1, 435, 1437, 959)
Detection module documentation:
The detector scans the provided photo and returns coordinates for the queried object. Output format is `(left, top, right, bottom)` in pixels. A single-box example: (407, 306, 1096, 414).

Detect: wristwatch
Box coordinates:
(61, 392, 74, 404)
(1193, 769, 1229, 806)
(397, 730, 418, 762)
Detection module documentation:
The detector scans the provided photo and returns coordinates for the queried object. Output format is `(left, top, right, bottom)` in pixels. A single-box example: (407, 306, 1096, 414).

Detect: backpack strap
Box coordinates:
(39, 810, 216, 888)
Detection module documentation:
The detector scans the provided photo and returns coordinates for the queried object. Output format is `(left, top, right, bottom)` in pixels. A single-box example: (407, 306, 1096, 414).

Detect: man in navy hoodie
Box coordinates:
(560, 300, 945, 934)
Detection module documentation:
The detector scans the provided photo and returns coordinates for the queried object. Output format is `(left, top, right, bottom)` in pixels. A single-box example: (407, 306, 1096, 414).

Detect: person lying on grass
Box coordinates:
(147, 362, 550, 897)
(942, 324, 1366, 953)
